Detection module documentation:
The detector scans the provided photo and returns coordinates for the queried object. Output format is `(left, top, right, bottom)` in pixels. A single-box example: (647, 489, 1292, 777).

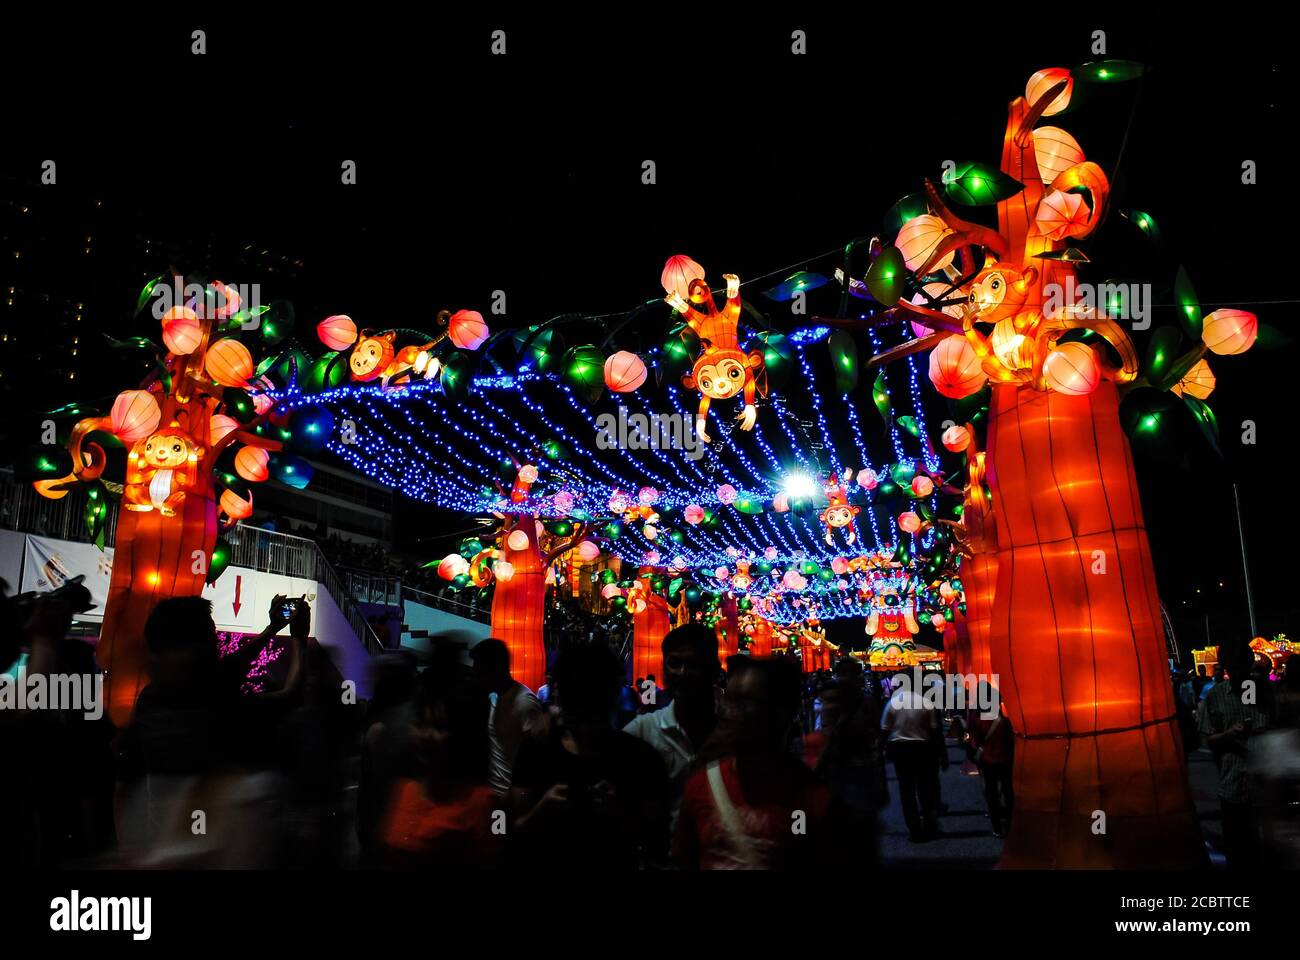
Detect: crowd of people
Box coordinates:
(3, 576, 1297, 870)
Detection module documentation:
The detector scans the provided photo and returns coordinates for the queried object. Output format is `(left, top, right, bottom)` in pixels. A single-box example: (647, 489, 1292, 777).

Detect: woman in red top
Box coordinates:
(674, 658, 854, 869)
(381, 676, 500, 868)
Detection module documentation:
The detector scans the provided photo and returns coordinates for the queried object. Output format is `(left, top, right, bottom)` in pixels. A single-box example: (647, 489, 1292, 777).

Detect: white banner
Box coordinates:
(21, 535, 115, 621)
(203, 567, 319, 634)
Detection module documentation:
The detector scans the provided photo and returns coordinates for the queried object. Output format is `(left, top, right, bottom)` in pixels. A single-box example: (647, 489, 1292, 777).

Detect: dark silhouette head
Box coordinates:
(553, 643, 625, 725)
(661, 623, 720, 701)
(470, 637, 512, 693)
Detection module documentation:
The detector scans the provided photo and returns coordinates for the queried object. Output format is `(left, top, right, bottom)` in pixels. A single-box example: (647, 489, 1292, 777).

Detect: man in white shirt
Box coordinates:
(624, 624, 721, 832)
(471, 638, 545, 797)
(881, 673, 943, 842)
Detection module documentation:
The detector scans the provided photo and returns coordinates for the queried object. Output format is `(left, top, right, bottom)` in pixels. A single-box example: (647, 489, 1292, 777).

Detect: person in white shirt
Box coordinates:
(470, 638, 545, 797)
(623, 624, 721, 833)
(880, 673, 943, 842)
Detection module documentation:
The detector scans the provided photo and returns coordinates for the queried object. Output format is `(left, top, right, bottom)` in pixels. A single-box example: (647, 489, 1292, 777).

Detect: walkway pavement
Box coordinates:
(878, 740, 1227, 868)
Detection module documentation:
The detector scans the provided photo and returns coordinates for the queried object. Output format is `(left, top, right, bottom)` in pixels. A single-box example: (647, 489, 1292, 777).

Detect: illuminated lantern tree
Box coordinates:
(875, 70, 1259, 868)
(630, 581, 672, 681)
(34, 277, 295, 722)
(491, 515, 591, 692)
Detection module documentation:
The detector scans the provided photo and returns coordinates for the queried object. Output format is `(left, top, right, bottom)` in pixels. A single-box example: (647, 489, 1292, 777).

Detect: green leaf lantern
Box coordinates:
(942, 162, 1024, 206)
(83, 480, 109, 549)
(865, 246, 906, 305)
(440, 351, 473, 400)
(564, 345, 606, 402)
(755, 331, 795, 391)
(1174, 266, 1202, 339)
(828, 330, 859, 393)
(872, 371, 892, 422)
(206, 536, 233, 585)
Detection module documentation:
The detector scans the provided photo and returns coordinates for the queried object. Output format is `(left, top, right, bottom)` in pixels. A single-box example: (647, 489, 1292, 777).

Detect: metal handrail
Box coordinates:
(0, 468, 120, 543)
(402, 583, 492, 625)
(225, 525, 386, 656)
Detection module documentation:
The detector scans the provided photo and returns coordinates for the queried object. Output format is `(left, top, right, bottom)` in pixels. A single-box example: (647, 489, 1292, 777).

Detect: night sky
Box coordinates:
(1, 15, 1295, 652)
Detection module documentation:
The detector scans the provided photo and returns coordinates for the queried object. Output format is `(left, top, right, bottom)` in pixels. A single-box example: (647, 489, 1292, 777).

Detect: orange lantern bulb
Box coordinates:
(1043, 341, 1101, 396)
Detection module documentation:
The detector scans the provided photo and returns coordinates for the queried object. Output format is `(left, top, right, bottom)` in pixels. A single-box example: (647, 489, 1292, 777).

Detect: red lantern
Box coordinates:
(1043, 342, 1101, 396)
(317, 314, 358, 351)
(205, 338, 254, 388)
(632, 593, 671, 681)
(603, 351, 647, 393)
(898, 511, 921, 533)
(161, 306, 202, 355)
(110, 390, 162, 443)
(929, 335, 987, 398)
(942, 424, 970, 452)
(448, 309, 490, 350)
(234, 445, 270, 482)
(661, 254, 706, 302)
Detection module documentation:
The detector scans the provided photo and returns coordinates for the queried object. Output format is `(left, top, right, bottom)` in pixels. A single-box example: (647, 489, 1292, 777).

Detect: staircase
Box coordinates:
(399, 584, 491, 653)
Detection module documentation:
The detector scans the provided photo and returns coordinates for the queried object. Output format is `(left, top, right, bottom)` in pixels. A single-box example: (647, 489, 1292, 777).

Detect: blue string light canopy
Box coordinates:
(266, 257, 969, 622)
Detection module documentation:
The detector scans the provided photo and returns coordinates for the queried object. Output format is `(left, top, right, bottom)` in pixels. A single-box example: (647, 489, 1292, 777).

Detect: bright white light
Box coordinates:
(781, 472, 817, 500)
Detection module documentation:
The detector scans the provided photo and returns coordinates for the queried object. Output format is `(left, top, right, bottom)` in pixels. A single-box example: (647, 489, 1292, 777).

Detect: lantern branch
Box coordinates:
(543, 522, 591, 566)
(1017, 80, 1071, 145)
(867, 329, 949, 369)
(48, 416, 112, 490)
(922, 179, 1010, 264)
(227, 429, 285, 453)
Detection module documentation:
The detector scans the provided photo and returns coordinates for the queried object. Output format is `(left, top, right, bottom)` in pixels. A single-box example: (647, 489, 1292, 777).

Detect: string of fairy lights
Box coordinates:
(269, 299, 954, 622)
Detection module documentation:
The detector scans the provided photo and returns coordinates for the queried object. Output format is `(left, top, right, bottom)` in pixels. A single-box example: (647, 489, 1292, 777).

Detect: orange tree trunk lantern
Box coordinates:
(873, 71, 1258, 867)
(34, 280, 289, 723)
(632, 593, 672, 682)
(490, 517, 590, 693)
(985, 381, 1201, 868)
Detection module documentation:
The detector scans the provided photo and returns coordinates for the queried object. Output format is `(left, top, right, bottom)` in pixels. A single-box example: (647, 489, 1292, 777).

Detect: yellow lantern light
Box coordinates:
(205, 338, 254, 388)
(1171, 358, 1216, 399)
(1201, 309, 1258, 355)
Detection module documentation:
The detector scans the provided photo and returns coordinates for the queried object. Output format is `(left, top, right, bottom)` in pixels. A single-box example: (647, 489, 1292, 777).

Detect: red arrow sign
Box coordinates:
(233, 575, 243, 617)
